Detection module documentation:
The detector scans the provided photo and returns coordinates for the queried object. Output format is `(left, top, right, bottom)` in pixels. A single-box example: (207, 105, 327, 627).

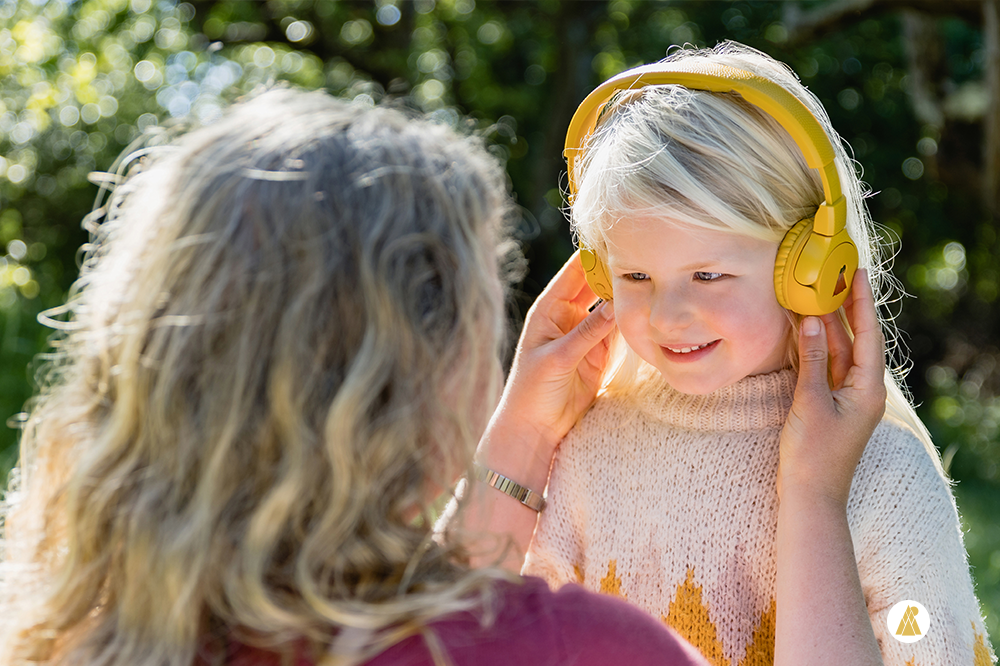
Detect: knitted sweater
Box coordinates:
(523, 368, 996, 666)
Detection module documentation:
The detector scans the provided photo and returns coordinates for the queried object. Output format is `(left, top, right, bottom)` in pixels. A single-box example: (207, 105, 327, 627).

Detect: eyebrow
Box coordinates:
(608, 256, 746, 273)
(612, 258, 730, 272)
(676, 260, 727, 271)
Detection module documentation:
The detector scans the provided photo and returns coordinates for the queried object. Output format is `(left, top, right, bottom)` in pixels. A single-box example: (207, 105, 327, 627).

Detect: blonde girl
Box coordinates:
(0, 89, 721, 666)
(468, 43, 996, 666)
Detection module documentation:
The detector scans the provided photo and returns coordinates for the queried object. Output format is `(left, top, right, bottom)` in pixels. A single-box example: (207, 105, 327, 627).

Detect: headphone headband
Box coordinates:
(564, 61, 844, 236)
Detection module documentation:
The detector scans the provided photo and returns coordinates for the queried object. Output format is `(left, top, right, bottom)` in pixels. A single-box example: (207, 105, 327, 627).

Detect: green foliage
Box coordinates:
(956, 479, 1000, 642)
(1, 0, 998, 635)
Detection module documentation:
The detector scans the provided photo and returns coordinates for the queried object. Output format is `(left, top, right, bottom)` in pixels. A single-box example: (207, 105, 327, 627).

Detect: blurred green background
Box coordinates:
(1, 0, 998, 639)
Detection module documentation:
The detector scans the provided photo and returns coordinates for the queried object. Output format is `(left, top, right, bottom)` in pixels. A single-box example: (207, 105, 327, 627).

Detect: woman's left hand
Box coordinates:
(774, 268, 886, 666)
(777, 268, 887, 504)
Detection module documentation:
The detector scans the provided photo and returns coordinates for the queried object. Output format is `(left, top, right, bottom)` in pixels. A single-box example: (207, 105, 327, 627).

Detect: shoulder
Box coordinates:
(850, 415, 952, 505)
(576, 388, 644, 434)
(847, 415, 971, 582)
(366, 577, 709, 666)
(847, 416, 974, 593)
(550, 390, 643, 482)
(522, 577, 711, 666)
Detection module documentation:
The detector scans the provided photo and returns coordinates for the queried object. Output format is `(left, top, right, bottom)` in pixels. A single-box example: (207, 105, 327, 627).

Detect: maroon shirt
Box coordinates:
(228, 576, 709, 666)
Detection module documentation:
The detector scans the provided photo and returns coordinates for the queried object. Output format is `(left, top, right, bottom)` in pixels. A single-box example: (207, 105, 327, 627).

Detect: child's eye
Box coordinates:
(624, 272, 649, 282)
(694, 271, 725, 282)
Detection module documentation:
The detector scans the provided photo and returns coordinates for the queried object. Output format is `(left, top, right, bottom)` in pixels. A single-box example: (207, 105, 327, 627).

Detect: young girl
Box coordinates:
(502, 43, 994, 666)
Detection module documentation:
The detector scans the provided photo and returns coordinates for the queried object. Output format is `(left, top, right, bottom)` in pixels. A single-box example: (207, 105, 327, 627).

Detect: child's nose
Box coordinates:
(649, 290, 696, 332)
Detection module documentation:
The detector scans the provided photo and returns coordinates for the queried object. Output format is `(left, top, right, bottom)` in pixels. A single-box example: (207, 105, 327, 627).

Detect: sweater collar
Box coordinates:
(625, 366, 797, 433)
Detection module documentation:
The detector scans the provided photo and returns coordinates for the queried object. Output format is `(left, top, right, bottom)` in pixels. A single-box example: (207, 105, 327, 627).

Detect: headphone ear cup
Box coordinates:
(580, 248, 615, 301)
(774, 216, 859, 315)
(773, 218, 812, 312)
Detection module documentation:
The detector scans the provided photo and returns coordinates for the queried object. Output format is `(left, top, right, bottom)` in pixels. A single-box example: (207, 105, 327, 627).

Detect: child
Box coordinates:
(521, 43, 996, 666)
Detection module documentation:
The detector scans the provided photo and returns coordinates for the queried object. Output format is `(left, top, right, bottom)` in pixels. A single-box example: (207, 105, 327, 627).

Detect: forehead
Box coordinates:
(605, 216, 777, 267)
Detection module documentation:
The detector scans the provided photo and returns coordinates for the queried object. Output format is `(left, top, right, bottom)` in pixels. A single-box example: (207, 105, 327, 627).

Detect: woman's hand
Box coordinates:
(460, 252, 616, 570)
(777, 268, 887, 504)
(494, 250, 617, 454)
(774, 268, 886, 666)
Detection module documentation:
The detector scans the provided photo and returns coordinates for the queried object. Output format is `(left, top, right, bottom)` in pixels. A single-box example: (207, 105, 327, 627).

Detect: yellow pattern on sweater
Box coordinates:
(662, 568, 728, 666)
(599, 559, 625, 598)
(977, 624, 994, 666)
(738, 598, 776, 666)
(655, 567, 774, 666)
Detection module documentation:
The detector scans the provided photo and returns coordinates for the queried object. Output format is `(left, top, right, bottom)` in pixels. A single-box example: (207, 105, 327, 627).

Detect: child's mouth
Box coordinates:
(660, 339, 719, 361)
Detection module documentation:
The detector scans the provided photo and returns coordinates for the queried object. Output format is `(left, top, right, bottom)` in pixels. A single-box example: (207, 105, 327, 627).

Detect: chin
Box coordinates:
(656, 371, 731, 396)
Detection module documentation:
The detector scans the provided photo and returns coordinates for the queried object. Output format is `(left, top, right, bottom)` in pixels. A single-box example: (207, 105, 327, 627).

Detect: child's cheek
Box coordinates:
(713, 292, 791, 366)
(611, 291, 648, 346)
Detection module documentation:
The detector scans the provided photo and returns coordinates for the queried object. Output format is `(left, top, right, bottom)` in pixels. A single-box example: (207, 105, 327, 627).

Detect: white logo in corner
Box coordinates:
(887, 600, 930, 643)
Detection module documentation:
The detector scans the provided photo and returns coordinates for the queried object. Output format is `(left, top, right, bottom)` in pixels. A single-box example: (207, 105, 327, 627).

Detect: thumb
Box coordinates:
(796, 316, 831, 400)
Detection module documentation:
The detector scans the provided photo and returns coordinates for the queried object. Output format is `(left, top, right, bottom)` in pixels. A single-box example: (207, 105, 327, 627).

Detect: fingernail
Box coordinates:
(599, 300, 614, 319)
(802, 317, 821, 337)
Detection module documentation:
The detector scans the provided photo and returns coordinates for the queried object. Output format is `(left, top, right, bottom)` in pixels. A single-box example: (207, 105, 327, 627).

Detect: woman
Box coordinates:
(0, 88, 884, 666)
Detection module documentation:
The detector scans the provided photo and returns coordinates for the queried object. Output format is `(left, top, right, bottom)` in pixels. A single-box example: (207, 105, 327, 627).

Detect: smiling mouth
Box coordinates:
(662, 340, 720, 355)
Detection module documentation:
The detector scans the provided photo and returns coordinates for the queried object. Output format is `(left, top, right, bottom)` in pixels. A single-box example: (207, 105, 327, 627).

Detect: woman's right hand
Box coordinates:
(493, 250, 617, 457)
(462, 251, 617, 569)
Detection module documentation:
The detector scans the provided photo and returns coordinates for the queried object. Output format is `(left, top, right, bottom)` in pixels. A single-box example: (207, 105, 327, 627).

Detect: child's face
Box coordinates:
(605, 217, 791, 395)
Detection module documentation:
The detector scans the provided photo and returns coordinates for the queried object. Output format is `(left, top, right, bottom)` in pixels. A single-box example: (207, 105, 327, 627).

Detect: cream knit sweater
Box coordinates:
(523, 368, 995, 666)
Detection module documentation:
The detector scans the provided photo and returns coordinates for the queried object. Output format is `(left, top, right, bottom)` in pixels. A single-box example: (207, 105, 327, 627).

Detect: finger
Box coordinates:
(821, 311, 853, 389)
(570, 283, 602, 310)
(795, 316, 835, 408)
(520, 253, 598, 344)
(535, 250, 596, 307)
(843, 269, 885, 389)
(578, 322, 618, 383)
(553, 300, 617, 367)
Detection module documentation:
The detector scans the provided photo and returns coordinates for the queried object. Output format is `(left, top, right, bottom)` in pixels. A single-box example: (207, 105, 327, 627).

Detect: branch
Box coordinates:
(783, 0, 982, 44)
(902, 9, 946, 129)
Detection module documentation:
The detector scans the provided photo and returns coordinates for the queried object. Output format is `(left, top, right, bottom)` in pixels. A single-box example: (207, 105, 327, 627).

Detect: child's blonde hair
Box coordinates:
(572, 42, 942, 475)
(0, 88, 521, 666)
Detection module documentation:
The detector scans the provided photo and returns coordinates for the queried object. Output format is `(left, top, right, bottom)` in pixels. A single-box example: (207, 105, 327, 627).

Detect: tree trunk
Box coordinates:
(902, 10, 946, 130)
(984, 0, 1000, 214)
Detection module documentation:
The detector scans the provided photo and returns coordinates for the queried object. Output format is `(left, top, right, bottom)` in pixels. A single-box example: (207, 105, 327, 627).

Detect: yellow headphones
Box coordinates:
(565, 61, 858, 316)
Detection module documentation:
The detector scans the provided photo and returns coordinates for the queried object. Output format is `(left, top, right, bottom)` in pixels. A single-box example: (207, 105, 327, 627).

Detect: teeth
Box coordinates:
(668, 342, 711, 354)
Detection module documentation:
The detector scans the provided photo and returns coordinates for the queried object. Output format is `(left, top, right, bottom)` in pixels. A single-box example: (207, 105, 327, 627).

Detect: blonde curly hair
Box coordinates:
(0, 88, 521, 666)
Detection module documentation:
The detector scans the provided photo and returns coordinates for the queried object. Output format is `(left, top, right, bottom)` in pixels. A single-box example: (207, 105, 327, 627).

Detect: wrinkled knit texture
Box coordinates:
(523, 368, 996, 666)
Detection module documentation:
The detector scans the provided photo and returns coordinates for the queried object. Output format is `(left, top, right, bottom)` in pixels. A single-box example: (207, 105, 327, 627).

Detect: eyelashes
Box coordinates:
(621, 271, 727, 283)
